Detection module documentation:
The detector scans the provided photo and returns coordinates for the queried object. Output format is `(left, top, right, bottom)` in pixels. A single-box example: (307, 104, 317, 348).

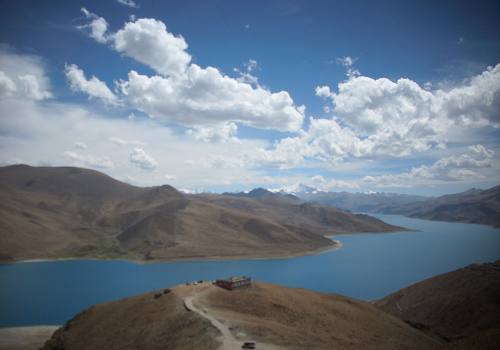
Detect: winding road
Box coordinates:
(184, 292, 242, 350)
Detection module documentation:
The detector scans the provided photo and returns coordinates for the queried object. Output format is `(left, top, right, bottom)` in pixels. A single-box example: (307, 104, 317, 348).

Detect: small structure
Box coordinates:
(215, 276, 251, 290)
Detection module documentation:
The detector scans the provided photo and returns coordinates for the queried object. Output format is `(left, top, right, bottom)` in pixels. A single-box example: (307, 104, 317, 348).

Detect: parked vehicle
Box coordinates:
(242, 341, 256, 349)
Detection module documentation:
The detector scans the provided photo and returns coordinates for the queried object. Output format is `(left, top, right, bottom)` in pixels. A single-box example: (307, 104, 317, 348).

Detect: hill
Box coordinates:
(298, 190, 429, 213)
(376, 260, 500, 349)
(199, 188, 403, 235)
(0, 165, 402, 262)
(41, 281, 440, 350)
(296, 186, 500, 227)
(372, 186, 500, 227)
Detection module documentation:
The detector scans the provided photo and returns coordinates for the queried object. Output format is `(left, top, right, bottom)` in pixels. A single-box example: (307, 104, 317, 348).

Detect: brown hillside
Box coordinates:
(0, 165, 401, 262)
(42, 282, 441, 350)
(41, 289, 220, 350)
(375, 260, 500, 347)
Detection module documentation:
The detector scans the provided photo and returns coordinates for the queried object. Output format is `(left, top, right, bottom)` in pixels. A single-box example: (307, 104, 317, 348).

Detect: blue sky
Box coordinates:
(0, 0, 499, 195)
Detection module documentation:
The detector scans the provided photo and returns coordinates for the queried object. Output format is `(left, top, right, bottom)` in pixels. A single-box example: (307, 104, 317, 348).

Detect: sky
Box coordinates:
(0, 0, 499, 195)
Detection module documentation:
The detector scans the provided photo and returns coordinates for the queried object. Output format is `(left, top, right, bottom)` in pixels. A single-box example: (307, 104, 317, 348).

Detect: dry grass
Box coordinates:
(200, 282, 442, 350)
(41, 288, 220, 350)
(376, 261, 500, 346)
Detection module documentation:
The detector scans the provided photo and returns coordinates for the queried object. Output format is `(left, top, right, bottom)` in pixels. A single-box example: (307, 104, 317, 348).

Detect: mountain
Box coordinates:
(298, 190, 429, 213)
(41, 281, 440, 350)
(199, 188, 403, 235)
(0, 165, 402, 262)
(376, 260, 500, 349)
(372, 186, 500, 227)
(294, 185, 500, 227)
(223, 187, 301, 202)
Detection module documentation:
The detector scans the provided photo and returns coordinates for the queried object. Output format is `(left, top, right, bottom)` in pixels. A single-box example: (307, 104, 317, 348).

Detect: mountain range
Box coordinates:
(287, 185, 500, 227)
(0, 165, 401, 262)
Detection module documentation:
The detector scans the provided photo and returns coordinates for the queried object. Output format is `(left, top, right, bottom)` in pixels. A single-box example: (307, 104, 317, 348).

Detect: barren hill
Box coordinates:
(197, 188, 403, 235)
(41, 282, 441, 350)
(0, 165, 401, 262)
(373, 186, 500, 227)
(376, 260, 500, 349)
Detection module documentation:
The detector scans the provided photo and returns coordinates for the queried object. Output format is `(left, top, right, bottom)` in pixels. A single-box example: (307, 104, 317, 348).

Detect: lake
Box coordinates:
(1, 214, 500, 327)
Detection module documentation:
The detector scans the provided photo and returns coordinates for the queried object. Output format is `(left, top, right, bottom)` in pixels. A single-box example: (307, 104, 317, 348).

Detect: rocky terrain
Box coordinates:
(0, 165, 401, 262)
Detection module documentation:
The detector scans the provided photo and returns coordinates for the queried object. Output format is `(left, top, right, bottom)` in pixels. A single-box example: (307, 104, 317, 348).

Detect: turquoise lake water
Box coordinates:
(1, 214, 500, 327)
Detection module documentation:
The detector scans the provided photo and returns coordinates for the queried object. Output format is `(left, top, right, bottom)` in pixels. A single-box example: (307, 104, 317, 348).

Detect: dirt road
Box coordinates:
(184, 294, 242, 350)
(183, 283, 283, 350)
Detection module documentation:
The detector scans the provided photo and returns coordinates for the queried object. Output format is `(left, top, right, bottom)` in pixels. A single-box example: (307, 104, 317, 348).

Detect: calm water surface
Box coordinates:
(1, 214, 500, 327)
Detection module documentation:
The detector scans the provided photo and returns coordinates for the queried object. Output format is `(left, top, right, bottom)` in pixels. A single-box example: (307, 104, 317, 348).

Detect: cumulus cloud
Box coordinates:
(78, 12, 305, 133)
(129, 147, 158, 170)
(113, 18, 191, 77)
(187, 122, 238, 143)
(324, 63, 500, 136)
(253, 118, 371, 168)
(64, 64, 118, 105)
(0, 46, 52, 100)
(363, 145, 494, 187)
(63, 151, 114, 169)
(79, 8, 109, 43)
(255, 64, 500, 169)
(119, 67, 304, 132)
(117, 0, 138, 8)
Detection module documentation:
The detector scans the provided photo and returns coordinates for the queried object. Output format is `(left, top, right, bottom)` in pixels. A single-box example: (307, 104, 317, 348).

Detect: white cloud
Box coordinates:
(64, 64, 118, 105)
(74, 141, 87, 150)
(310, 174, 359, 190)
(108, 136, 144, 146)
(253, 118, 371, 168)
(129, 147, 158, 170)
(17, 74, 51, 100)
(79, 12, 305, 133)
(0, 71, 16, 97)
(113, 18, 191, 77)
(79, 8, 109, 44)
(336, 56, 360, 78)
(234, 59, 260, 85)
(274, 175, 359, 193)
(63, 151, 114, 169)
(164, 174, 176, 181)
(187, 122, 238, 143)
(255, 64, 500, 169)
(0, 96, 271, 188)
(0, 46, 52, 100)
(117, 0, 138, 8)
(325, 63, 500, 136)
(119, 67, 304, 132)
(363, 145, 494, 187)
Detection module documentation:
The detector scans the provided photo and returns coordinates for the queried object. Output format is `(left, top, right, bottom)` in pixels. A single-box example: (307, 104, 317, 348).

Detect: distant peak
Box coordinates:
(247, 187, 273, 197)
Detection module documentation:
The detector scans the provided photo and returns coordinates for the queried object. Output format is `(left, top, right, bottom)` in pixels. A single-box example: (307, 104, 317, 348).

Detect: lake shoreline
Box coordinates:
(3, 239, 344, 265)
